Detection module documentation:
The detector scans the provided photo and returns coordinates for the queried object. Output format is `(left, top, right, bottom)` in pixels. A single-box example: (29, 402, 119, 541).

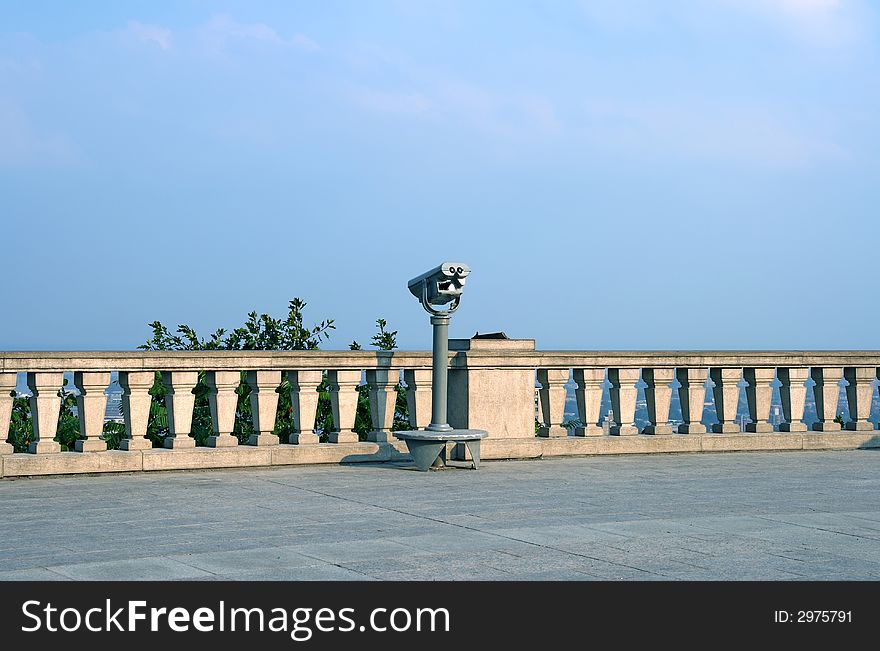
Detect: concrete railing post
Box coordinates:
(161, 371, 198, 449)
(328, 370, 361, 443)
(73, 371, 110, 452)
(811, 367, 843, 432)
(676, 368, 708, 434)
(366, 368, 399, 443)
(608, 368, 640, 436)
(206, 370, 240, 447)
(642, 368, 674, 435)
(26, 372, 63, 454)
(573, 368, 604, 436)
(118, 371, 155, 451)
(537, 368, 570, 438)
(777, 367, 808, 432)
(710, 368, 741, 433)
(844, 367, 876, 431)
(744, 367, 775, 433)
(403, 369, 432, 430)
(246, 371, 281, 446)
(0, 372, 16, 454)
(288, 370, 322, 445)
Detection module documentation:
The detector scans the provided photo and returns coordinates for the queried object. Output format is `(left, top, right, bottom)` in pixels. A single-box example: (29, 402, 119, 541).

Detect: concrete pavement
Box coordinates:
(0, 450, 878, 580)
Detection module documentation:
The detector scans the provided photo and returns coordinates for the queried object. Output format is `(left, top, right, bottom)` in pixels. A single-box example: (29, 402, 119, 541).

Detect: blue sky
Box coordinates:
(1, 1, 878, 350)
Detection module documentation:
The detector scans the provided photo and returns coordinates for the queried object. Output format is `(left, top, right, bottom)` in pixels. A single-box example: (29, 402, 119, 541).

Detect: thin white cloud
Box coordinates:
(580, 95, 846, 168)
(773, 0, 843, 16)
(338, 45, 564, 140)
(518, 95, 561, 134)
(205, 14, 282, 44)
(435, 80, 495, 120)
(579, 0, 863, 47)
(0, 102, 78, 167)
(127, 21, 172, 51)
(350, 88, 431, 116)
(291, 33, 320, 52)
(0, 55, 42, 76)
(199, 15, 319, 53)
(347, 75, 564, 140)
(718, 0, 861, 46)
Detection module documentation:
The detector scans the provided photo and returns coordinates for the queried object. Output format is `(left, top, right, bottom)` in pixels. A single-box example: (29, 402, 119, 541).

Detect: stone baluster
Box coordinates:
(811, 367, 843, 431)
(573, 368, 605, 436)
(25, 372, 63, 454)
(403, 369, 432, 430)
(366, 368, 399, 443)
(676, 368, 708, 434)
(744, 367, 775, 433)
(205, 371, 240, 447)
(844, 367, 876, 431)
(288, 370, 323, 444)
(642, 368, 674, 435)
(161, 371, 198, 449)
(608, 368, 640, 435)
(73, 371, 110, 452)
(328, 370, 361, 443)
(118, 371, 155, 451)
(537, 369, 570, 437)
(0, 372, 16, 454)
(710, 368, 741, 433)
(246, 371, 281, 446)
(777, 367, 808, 432)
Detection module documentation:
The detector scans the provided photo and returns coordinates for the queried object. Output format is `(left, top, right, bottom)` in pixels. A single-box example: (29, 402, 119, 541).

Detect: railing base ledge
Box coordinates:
(0, 433, 877, 479)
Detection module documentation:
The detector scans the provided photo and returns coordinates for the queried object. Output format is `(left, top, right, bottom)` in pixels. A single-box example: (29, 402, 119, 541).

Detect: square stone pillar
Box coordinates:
(161, 371, 198, 449)
(0, 372, 17, 454)
(573, 368, 605, 436)
(366, 368, 399, 443)
(73, 371, 110, 452)
(777, 367, 808, 432)
(811, 367, 843, 432)
(447, 338, 537, 438)
(246, 370, 281, 446)
(537, 368, 570, 438)
(403, 369, 432, 430)
(744, 367, 775, 433)
(118, 371, 155, 451)
(288, 370, 323, 445)
(608, 368, 640, 435)
(676, 368, 708, 434)
(642, 368, 674, 435)
(205, 370, 240, 447)
(25, 372, 63, 454)
(844, 367, 876, 431)
(710, 368, 741, 433)
(328, 370, 361, 443)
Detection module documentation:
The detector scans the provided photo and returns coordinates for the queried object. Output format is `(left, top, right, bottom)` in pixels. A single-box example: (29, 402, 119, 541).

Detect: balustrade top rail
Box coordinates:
(0, 351, 433, 372)
(2, 349, 880, 372)
(469, 350, 880, 369)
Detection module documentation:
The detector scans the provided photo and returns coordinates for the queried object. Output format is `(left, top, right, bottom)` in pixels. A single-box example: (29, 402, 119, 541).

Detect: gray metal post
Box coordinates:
(427, 314, 452, 432)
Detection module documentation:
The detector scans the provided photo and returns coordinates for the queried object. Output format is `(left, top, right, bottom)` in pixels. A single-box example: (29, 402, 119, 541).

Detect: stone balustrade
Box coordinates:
(530, 354, 880, 437)
(1, 342, 878, 477)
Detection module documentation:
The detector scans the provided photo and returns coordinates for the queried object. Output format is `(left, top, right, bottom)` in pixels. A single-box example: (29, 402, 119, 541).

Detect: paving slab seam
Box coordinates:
(290, 552, 404, 581)
(256, 477, 667, 577)
(752, 515, 880, 541)
(157, 557, 238, 580)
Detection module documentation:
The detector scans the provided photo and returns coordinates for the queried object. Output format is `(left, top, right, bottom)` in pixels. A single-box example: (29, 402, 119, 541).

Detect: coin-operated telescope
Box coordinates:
(407, 262, 471, 315)
(397, 262, 487, 470)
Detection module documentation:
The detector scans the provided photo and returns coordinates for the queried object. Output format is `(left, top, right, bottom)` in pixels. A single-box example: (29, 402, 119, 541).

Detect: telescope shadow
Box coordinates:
(340, 443, 477, 472)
